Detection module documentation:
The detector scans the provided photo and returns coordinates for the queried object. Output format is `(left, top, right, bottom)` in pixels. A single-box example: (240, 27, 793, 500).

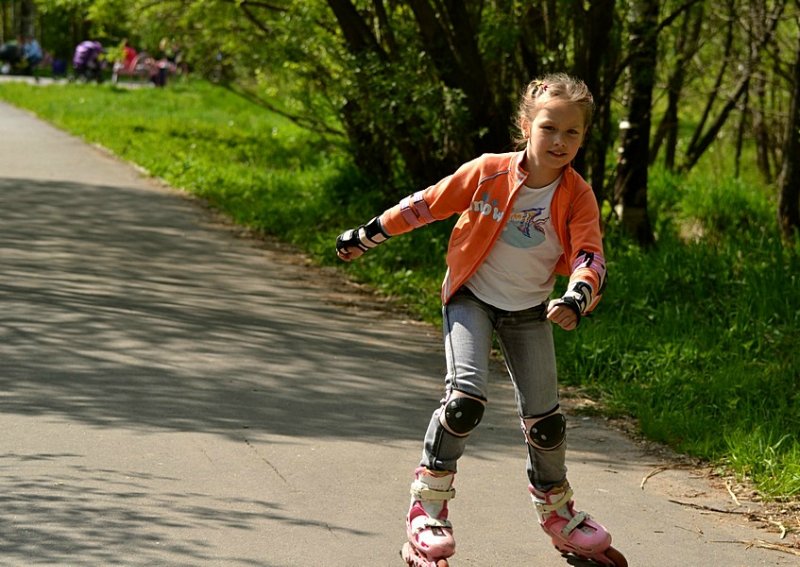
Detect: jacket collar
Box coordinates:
(513, 151, 528, 185)
(513, 150, 575, 189)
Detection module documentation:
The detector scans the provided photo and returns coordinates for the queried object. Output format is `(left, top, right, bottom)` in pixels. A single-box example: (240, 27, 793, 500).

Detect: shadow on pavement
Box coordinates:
(0, 175, 636, 463)
(1, 176, 452, 443)
(0, 453, 368, 565)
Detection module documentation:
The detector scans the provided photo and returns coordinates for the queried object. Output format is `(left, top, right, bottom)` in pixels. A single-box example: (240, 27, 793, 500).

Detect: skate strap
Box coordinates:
(561, 510, 588, 537)
(410, 480, 456, 501)
(533, 487, 574, 514)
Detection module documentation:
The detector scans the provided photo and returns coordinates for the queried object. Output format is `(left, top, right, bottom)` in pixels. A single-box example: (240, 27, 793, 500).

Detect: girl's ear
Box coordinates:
(519, 118, 531, 139)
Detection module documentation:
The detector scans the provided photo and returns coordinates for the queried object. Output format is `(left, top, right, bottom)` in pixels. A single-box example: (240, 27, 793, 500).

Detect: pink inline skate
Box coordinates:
(530, 482, 627, 566)
(401, 467, 456, 567)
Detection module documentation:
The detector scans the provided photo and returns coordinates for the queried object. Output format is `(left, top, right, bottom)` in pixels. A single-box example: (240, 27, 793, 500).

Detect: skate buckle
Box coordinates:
(415, 516, 452, 531)
(560, 510, 588, 537)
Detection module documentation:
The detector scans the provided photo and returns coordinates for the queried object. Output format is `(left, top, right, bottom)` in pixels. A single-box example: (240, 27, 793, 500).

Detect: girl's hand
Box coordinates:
(335, 217, 391, 262)
(547, 300, 579, 331)
(336, 244, 365, 262)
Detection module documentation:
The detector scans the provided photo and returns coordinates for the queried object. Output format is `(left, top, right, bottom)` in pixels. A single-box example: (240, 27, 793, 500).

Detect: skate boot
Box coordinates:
(530, 481, 627, 567)
(401, 467, 456, 567)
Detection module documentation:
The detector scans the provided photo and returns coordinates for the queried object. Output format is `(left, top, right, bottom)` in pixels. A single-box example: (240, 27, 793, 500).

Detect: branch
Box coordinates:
(685, 3, 734, 157)
(327, 0, 386, 58)
(239, 3, 274, 36)
(222, 83, 345, 139)
(219, 0, 289, 11)
(138, 0, 188, 12)
(655, 0, 705, 36)
(682, 0, 787, 171)
(610, 0, 704, 88)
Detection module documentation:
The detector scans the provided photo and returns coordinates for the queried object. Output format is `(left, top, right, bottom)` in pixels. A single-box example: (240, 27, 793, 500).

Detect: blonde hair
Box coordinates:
(515, 73, 595, 147)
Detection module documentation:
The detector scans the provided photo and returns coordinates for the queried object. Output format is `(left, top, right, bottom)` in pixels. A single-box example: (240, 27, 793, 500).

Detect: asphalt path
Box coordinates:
(0, 100, 794, 566)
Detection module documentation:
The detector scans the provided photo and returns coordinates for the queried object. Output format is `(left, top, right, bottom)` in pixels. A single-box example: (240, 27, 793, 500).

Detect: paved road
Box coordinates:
(0, 100, 794, 566)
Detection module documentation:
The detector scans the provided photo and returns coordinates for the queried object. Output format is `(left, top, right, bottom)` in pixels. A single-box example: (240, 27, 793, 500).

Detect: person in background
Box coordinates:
(112, 39, 141, 83)
(20, 35, 43, 79)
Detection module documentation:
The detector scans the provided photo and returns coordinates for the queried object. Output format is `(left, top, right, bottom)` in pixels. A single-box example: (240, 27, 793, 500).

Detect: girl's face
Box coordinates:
(523, 100, 586, 185)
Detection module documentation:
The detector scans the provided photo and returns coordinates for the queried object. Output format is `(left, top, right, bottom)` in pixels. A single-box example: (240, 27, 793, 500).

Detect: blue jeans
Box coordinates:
(420, 288, 566, 489)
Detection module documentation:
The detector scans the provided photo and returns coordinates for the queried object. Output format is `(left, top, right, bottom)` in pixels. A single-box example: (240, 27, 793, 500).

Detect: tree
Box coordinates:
(650, 2, 703, 171)
(614, 0, 660, 246)
(1, 0, 36, 41)
(778, 13, 800, 239)
(25, 0, 800, 246)
(116, 1, 628, 199)
(573, 0, 621, 205)
(680, 0, 786, 173)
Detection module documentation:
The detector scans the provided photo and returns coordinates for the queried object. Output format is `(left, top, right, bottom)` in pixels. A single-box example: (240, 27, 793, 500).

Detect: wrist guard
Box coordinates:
(553, 281, 593, 326)
(336, 216, 390, 254)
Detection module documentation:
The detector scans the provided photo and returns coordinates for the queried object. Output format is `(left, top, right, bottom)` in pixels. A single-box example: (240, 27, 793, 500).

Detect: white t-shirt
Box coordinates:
(465, 176, 563, 310)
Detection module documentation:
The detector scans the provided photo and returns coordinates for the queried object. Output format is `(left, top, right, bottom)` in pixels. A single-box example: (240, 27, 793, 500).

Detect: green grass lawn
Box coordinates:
(1, 79, 798, 503)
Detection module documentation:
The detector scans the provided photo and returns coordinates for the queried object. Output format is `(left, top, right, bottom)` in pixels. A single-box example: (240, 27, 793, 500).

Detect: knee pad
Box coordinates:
(438, 390, 486, 437)
(521, 407, 566, 451)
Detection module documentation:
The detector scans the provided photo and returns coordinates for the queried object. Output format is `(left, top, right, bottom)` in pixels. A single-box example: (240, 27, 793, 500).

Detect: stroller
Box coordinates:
(73, 40, 106, 82)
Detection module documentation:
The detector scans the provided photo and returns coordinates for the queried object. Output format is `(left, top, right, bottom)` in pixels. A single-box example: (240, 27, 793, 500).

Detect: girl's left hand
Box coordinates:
(547, 301, 579, 331)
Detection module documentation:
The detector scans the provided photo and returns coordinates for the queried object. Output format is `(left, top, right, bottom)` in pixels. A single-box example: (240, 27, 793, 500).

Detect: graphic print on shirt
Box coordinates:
(501, 207, 549, 248)
(472, 193, 505, 221)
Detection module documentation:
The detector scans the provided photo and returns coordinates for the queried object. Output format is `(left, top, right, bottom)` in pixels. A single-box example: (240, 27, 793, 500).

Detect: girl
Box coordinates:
(336, 74, 624, 567)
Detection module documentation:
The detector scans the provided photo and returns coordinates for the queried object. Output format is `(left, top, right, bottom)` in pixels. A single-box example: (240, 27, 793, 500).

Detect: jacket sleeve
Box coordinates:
(379, 157, 484, 236)
(566, 183, 607, 313)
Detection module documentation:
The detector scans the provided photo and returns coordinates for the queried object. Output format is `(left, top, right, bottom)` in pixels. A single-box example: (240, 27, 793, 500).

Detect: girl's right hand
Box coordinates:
(335, 217, 391, 262)
(336, 244, 365, 262)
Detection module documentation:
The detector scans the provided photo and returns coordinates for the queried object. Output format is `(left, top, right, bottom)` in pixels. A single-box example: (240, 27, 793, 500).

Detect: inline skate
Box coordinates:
(401, 467, 456, 567)
(530, 481, 627, 566)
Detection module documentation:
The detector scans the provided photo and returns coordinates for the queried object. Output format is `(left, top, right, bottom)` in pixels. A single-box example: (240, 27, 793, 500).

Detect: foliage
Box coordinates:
(15, 1, 800, 241)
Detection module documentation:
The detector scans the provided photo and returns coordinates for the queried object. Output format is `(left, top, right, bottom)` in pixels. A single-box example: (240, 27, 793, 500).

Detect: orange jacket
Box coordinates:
(379, 151, 607, 308)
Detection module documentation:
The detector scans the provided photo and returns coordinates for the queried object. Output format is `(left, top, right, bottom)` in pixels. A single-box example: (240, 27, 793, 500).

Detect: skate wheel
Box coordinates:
(400, 542, 449, 567)
(400, 543, 413, 566)
(604, 546, 628, 567)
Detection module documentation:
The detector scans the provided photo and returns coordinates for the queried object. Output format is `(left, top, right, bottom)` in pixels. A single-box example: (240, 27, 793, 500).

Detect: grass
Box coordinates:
(1, 79, 798, 501)
(558, 226, 800, 498)
(0, 80, 347, 245)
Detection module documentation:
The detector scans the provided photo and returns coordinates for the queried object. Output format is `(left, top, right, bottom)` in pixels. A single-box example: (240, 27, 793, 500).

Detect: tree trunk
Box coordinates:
(752, 74, 772, 179)
(406, 0, 509, 155)
(573, 0, 617, 201)
(734, 83, 749, 178)
(650, 4, 702, 170)
(1, 2, 6, 44)
(751, 0, 773, 179)
(613, 0, 659, 246)
(19, 0, 34, 37)
(778, 28, 800, 240)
